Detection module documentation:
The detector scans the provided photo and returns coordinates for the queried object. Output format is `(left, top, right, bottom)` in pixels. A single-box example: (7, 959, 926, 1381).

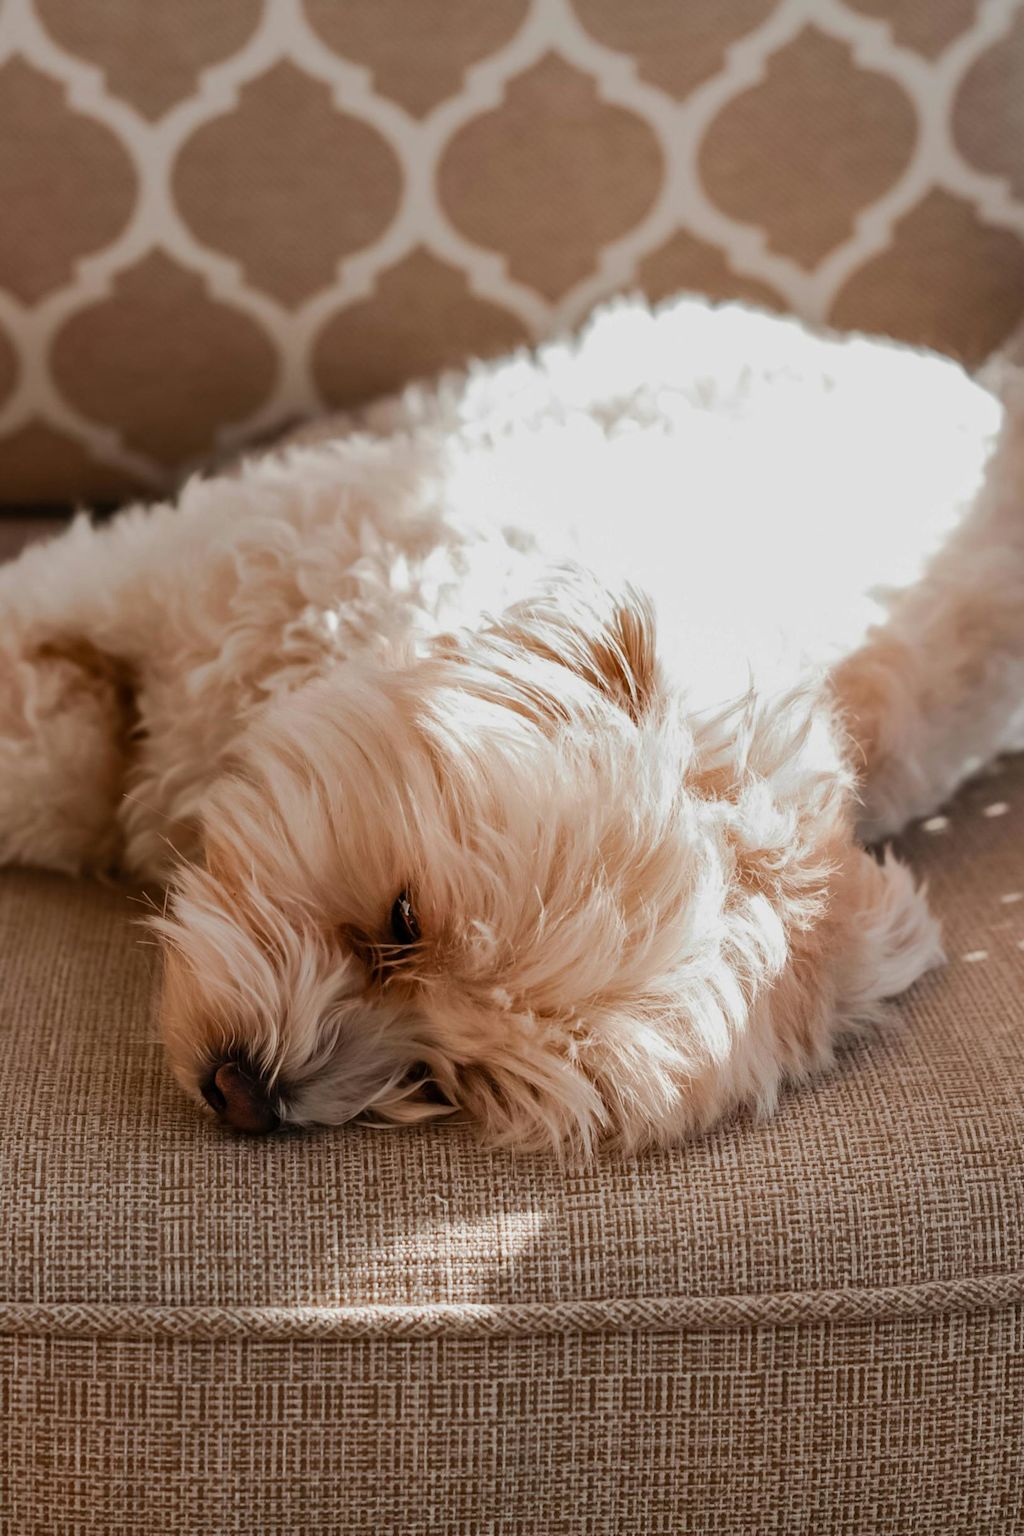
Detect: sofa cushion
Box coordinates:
(2, 755, 1023, 1533)
(2, 760, 1023, 1315)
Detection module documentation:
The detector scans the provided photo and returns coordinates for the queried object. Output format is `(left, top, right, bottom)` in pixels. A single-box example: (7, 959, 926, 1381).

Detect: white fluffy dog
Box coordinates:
(2, 297, 1022, 1151)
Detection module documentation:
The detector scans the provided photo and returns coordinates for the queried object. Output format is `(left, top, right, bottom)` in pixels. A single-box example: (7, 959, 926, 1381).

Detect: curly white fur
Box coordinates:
(2, 295, 1021, 1153)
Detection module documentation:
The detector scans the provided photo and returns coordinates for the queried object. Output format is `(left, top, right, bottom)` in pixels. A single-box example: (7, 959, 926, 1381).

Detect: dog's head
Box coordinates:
(156, 571, 926, 1153)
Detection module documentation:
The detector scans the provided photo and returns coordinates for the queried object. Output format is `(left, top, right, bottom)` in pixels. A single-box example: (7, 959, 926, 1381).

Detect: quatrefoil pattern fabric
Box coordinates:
(1, 0, 1023, 503)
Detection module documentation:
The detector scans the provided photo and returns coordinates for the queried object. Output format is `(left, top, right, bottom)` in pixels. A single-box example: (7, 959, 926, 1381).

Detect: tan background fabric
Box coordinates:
(0, 0, 1023, 503)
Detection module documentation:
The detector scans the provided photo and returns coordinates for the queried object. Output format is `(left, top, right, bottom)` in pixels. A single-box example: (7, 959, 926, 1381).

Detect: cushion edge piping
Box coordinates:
(2, 1272, 1022, 1341)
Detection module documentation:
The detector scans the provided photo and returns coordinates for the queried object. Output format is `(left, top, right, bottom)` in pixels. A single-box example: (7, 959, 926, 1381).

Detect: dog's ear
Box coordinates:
(498, 576, 660, 723)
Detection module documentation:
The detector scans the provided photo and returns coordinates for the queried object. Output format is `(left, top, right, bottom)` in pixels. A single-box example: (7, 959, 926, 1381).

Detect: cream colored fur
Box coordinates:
(2, 295, 1021, 1153)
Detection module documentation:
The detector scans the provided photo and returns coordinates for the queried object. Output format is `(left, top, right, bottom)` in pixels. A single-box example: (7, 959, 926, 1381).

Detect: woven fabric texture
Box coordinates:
(2, 0, 1024, 503)
(1, 740, 1023, 1528)
(4, 1312, 1023, 1535)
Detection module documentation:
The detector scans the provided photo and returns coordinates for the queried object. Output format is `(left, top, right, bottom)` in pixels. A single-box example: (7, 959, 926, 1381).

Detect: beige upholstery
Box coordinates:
(2, 744, 1023, 1530)
(2, 0, 1024, 504)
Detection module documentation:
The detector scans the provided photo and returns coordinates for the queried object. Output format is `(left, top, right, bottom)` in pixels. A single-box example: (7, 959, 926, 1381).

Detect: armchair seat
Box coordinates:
(2, 755, 1022, 1532)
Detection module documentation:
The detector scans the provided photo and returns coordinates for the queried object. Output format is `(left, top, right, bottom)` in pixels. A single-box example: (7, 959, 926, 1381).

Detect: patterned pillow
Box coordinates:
(0, 0, 1022, 504)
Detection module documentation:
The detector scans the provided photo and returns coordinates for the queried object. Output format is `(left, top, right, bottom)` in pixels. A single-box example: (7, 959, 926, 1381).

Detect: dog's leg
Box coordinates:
(0, 515, 153, 873)
(0, 625, 136, 872)
(833, 374, 1024, 839)
(0, 471, 352, 877)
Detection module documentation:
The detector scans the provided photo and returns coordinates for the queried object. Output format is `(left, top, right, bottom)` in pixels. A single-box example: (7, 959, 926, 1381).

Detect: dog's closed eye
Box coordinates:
(336, 893, 421, 981)
(389, 891, 420, 947)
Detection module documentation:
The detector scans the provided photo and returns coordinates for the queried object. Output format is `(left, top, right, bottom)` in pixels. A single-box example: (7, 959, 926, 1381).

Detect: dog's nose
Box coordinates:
(201, 1057, 280, 1134)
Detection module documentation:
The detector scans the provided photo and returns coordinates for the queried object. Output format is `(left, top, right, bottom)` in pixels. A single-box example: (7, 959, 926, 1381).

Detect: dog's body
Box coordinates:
(2, 296, 1022, 1150)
